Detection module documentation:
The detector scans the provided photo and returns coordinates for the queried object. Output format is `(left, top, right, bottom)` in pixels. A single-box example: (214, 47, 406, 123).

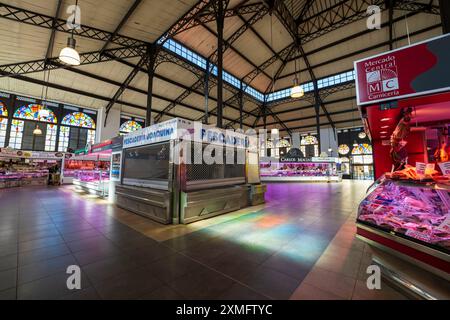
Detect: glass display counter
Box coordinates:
(260, 157, 342, 182)
(73, 169, 110, 197)
(357, 176, 450, 282)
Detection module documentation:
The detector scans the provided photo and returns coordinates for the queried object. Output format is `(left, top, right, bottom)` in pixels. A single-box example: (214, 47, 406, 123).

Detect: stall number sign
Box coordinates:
(123, 119, 178, 149)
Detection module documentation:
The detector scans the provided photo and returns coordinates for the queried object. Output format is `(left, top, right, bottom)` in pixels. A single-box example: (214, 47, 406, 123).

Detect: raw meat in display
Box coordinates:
(358, 178, 450, 252)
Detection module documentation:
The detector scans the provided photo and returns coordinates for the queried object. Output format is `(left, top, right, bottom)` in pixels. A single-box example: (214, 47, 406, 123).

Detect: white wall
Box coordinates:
(320, 127, 338, 156)
(96, 107, 121, 142)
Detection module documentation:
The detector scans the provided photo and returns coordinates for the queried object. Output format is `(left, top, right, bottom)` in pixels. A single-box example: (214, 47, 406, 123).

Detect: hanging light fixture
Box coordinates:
(353, 140, 359, 147)
(59, 0, 80, 66)
(290, 0, 304, 99)
(33, 125, 43, 135)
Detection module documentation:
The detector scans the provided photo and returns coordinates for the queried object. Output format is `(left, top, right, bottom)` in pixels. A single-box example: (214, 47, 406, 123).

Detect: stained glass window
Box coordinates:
(340, 157, 350, 162)
(13, 104, 57, 123)
(352, 143, 372, 155)
(0, 118, 8, 147)
(358, 132, 367, 139)
(62, 112, 96, 129)
(58, 126, 70, 152)
(338, 144, 350, 155)
(0, 102, 7, 117)
(9, 120, 24, 149)
(87, 129, 96, 145)
(277, 139, 290, 148)
(120, 120, 142, 133)
(45, 124, 58, 151)
(301, 135, 318, 145)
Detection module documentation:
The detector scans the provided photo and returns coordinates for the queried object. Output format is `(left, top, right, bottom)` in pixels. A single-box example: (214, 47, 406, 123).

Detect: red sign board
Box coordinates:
(354, 34, 450, 106)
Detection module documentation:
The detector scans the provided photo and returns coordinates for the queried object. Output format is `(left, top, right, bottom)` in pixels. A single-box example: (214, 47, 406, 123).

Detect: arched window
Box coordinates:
(0, 102, 8, 117)
(351, 143, 372, 155)
(301, 135, 319, 157)
(352, 143, 373, 165)
(0, 102, 8, 147)
(59, 112, 96, 152)
(120, 120, 142, 133)
(62, 112, 96, 129)
(338, 144, 350, 155)
(13, 104, 57, 123)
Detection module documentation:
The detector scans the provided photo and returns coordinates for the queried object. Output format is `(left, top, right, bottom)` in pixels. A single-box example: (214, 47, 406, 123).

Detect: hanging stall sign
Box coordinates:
(0, 149, 65, 159)
(122, 118, 182, 149)
(354, 34, 450, 106)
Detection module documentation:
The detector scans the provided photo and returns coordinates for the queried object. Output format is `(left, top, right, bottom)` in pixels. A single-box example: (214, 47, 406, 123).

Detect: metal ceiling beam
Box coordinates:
(99, 0, 142, 55)
(279, 118, 363, 132)
(275, 23, 441, 86)
(185, 1, 268, 30)
(295, 0, 314, 25)
(271, 95, 356, 116)
(44, 0, 63, 66)
(155, 6, 268, 123)
(0, 2, 142, 47)
(258, 108, 359, 127)
(0, 70, 185, 119)
(269, 0, 335, 140)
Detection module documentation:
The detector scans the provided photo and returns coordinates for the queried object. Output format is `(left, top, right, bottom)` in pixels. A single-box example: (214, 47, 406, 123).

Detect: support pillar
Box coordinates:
(204, 60, 210, 124)
(239, 84, 243, 130)
(146, 44, 157, 127)
(215, 0, 225, 128)
(440, 0, 450, 34)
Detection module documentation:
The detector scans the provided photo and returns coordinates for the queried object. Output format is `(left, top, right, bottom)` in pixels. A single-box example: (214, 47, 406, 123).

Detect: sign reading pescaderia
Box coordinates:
(354, 34, 450, 105)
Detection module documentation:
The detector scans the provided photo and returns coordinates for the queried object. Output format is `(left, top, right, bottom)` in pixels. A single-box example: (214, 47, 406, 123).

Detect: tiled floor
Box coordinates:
(0, 181, 408, 300)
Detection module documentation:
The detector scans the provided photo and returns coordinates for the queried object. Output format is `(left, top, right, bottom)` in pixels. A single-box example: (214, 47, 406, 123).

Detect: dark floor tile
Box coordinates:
(206, 251, 259, 282)
(18, 235, 65, 253)
(73, 244, 125, 266)
(107, 233, 158, 250)
(17, 271, 91, 300)
(167, 267, 235, 300)
(140, 285, 185, 300)
(261, 253, 315, 281)
(144, 254, 202, 284)
(18, 228, 61, 243)
(241, 266, 300, 300)
(82, 255, 139, 285)
(18, 243, 71, 266)
(18, 254, 78, 285)
(94, 267, 164, 300)
(55, 223, 94, 235)
(61, 228, 102, 243)
(0, 268, 17, 292)
(0, 287, 16, 300)
(0, 254, 17, 272)
(66, 235, 115, 253)
(218, 283, 270, 300)
(125, 243, 176, 266)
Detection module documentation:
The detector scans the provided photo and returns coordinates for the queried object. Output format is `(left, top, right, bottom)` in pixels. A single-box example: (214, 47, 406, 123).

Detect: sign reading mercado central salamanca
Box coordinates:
(354, 33, 450, 106)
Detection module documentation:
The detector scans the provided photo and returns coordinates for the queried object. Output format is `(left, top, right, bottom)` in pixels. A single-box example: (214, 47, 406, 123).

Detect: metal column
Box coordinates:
(146, 44, 157, 127)
(216, 0, 225, 128)
(204, 60, 210, 124)
(313, 81, 321, 152)
(239, 83, 243, 129)
(440, 0, 450, 34)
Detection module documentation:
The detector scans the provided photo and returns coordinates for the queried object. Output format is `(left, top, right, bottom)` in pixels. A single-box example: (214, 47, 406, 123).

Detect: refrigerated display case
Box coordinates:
(259, 157, 341, 182)
(73, 169, 110, 197)
(354, 35, 450, 296)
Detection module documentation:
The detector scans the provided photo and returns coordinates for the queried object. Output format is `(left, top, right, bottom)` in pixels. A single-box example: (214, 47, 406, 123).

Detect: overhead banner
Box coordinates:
(354, 34, 450, 106)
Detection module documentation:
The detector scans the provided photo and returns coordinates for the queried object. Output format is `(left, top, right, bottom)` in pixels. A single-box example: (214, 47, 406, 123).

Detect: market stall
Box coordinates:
(354, 34, 450, 298)
(116, 118, 265, 224)
(0, 148, 66, 188)
(260, 156, 341, 182)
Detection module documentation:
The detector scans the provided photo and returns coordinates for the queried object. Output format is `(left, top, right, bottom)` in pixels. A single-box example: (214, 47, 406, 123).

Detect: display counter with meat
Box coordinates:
(73, 169, 110, 197)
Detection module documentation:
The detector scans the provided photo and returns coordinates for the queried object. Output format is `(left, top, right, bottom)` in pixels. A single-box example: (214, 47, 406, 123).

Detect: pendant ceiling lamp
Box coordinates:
(290, 0, 304, 99)
(59, 0, 80, 66)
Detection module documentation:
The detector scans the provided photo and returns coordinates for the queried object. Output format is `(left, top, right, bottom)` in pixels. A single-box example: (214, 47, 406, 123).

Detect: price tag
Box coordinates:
(416, 162, 426, 175)
(438, 162, 450, 176)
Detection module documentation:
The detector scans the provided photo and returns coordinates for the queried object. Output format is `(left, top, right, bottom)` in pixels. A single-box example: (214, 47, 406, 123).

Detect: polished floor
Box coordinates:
(0, 181, 407, 300)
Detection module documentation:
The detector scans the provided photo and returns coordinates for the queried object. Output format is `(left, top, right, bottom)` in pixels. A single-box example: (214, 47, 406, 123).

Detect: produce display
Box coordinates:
(358, 177, 450, 252)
